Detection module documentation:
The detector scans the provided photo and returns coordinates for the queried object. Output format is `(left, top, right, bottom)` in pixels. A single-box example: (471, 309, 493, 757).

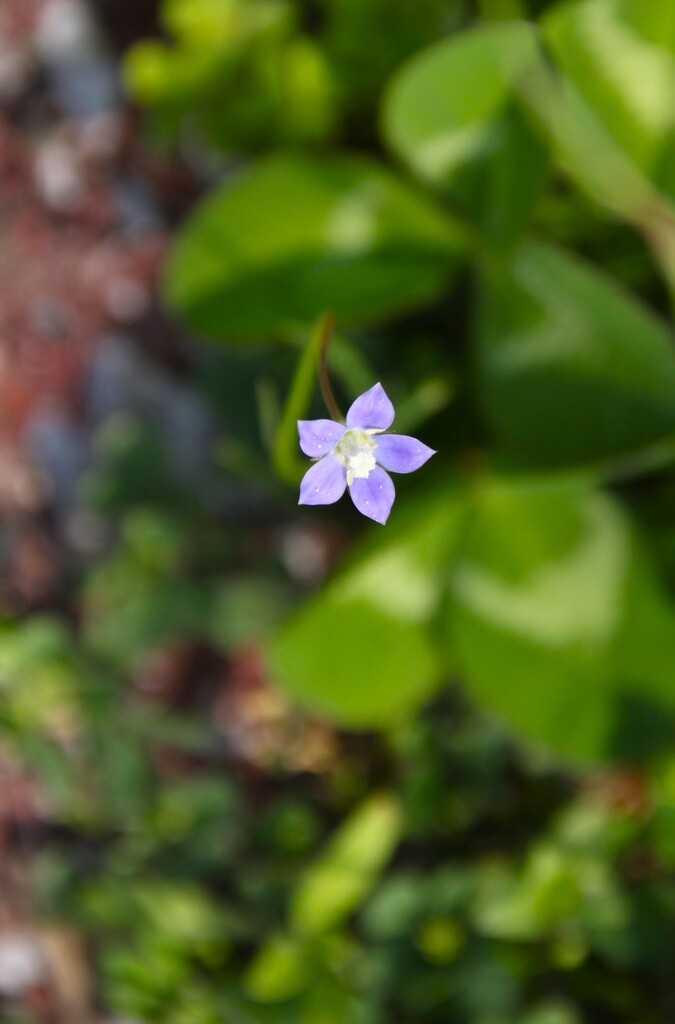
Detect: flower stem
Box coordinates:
(317, 311, 343, 422)
(273, 311, 337, 485)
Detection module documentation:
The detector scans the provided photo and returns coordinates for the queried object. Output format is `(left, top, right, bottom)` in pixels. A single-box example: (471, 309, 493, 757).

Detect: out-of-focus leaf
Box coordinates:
(245, 795, 401, 1006)
(513, 49, 675, 298)
(475, 104, 550, 250)
(415, 915, 465, 964)
(147, 776, 242, 868)
(299, 972, 361, 1024)
(83, 876, 226, 942)
(517, 1000, 582, 1024)
(543, 0, 675, 191)
(534, 1, 675, 300)
(136, 881, 227, 942)
(103, 935, 191, 1020)
(271, 600, 437, 728)
(473, 847, 586, 941)
(473, 839, 630, 958)
(0, 618, 79, 733)
(160, 0, 292, 48)
(385, 20, 536, 180)
(445, 478, 675, 761)
(322, 0, 453, 110)
(476, 241, 675, 468)
(164, 154, 463, 341)
(383, 22, 538, 185)
(269, 489, 466, 726)
(244, 934, 312, 1003)
(290, 793, 403, 935)
(382, 20, 548, 243)
(361, 872, 426, 939)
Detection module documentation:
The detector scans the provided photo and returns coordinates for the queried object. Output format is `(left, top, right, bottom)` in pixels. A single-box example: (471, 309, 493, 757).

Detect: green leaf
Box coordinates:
(476, 240, 675, 468)
(298, 973, 360, 1024)
(382, 21, 549, 245)
(543, 0, 675, 187)
(509, 30, 675, 299)
(476, 104, 550, 250)
(289, 792, 403, 935)
(245, 795, 402, 1005)
(446, 478, 675, 762)
(0, 618, 78, 732)
(518, 1003, 582, 1024)
(244, 935, 312, 1004)
(164, 154, 463, 341)
(383, 21, 538, 183)
(268, 488, 466, 727)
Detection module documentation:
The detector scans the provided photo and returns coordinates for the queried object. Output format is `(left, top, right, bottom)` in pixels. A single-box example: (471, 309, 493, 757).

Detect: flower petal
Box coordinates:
(298, 419, 345, 457)
(349, 466, 395, 524)
(346, 382, 395, 430)
(299, 455, 347, 506)
(374, 434, 436, 474)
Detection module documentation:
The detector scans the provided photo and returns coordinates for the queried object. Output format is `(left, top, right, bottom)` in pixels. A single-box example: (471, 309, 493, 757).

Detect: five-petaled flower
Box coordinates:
(298, 382, 435, 524)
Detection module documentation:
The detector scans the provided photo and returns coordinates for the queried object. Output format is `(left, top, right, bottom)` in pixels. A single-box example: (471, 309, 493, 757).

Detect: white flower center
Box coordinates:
(333, 428, 377, 486)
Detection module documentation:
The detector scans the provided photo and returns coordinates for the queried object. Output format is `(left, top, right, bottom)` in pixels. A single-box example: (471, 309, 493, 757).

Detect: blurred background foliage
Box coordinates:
(6, 0, 675, 1021)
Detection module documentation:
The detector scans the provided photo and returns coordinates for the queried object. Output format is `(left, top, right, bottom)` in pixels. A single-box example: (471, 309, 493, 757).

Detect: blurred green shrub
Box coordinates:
(123, 0, 462, 152)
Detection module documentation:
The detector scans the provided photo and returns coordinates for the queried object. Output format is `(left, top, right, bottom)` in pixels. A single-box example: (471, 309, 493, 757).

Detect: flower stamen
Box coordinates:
(333, 428, 377, 486)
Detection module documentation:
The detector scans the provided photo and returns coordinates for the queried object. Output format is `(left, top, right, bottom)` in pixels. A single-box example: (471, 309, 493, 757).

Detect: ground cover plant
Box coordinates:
(5, 0, 675, 1021)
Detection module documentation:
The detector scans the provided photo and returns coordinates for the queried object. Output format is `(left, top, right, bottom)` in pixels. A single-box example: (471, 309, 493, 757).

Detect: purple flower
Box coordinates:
(298, 382, 435, 524)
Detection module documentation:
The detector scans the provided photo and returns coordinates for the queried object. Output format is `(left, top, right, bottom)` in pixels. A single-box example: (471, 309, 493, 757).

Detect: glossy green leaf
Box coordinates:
(269, 489, 466, 727)
(476, 241, 675, 467)
(290, 792, 403, 935)
(382, 20, 548, 243)
(382, 21, 549, 244)
(512, 15, 675, 298)
(543, 0, 675, 189)
(383, 21, 538, 184)
(446, 478, 675, 762)
(164, 154, 463, 341)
